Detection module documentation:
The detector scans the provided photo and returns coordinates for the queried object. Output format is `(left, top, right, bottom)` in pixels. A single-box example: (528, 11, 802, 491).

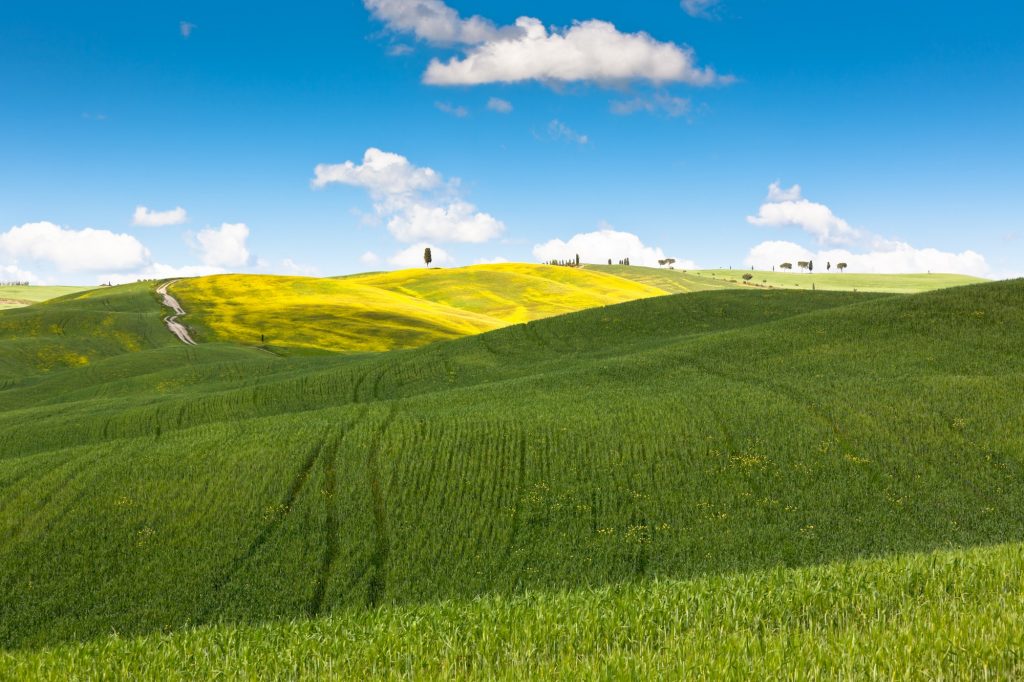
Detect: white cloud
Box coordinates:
(474, 256, 508, 265)
(744, 239, 989, 277)
(387, 44, 414, 56)
(360, 251, 381, 266)
(548, 119, 589, 145)
(387, 201, 503, 243)
(313, 147, 440, 196)
(281, 258, 321, 277)
(313, 148, 504, 244)
(423, 17, 726, 87)
(1, 263, 37, 283)
(610, 92, 691, 117)
(487, 97, 513, 113)
(0, 221, 150, 272)
(389, 243, 453, 268)
(132, 205, 188, 227)
(192, 223, 251, 268)
(99, 263, 226, 286)
(364, 0, 500, 45)
(180, 21, 196, 38)
(435, 101, 469, 118)
(681, 0, 720, 18)
(766, 181, 803, 202)
(744, 183, 990, 276)
(747, 183, 861, 245)
(533, 228, 693, 268)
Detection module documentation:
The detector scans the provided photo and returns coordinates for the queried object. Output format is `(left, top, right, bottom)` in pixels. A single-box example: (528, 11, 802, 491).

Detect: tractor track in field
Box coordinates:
(203, 438, 329, 617)
(365, 406, 398, 608)
(156, 281, 197, 346)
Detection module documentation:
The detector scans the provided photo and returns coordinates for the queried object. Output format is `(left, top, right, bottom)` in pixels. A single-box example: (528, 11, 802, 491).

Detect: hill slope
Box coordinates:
(171, 263, 667, 353)
(692, 268, 986, 293)
(0, 285, 95, 310)
(1, 278, 1022, 665)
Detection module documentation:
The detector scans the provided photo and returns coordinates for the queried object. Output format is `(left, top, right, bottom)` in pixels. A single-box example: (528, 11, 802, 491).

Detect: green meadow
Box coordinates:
(691, 268, 986, 293)
(0, 285, 95, 310)
(0, 268, 1021, 677)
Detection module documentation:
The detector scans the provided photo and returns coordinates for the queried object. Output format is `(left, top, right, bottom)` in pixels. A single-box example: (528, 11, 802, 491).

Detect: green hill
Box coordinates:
(1, 277, 1022, 675)
(0, 285, 95, 310)
(690, 268, 987, 293)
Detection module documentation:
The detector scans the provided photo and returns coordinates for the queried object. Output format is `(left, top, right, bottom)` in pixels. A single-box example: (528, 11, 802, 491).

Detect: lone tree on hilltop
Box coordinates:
(424, 247, 432, 268)
(780, 262, 793, 270)
(608, 258, 612, 265)
(797, 261, 809, 272)
(827, 261, 832, 271)
(808, 260, 814, 273)
(837, 262, 848, 272)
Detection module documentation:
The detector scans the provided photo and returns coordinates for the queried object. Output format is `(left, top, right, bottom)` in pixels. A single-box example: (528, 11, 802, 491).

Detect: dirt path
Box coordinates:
(156, 280, 197, 346)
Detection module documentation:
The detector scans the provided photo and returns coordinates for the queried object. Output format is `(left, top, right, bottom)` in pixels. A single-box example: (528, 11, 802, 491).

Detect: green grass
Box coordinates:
(692, 268, 987, 293)
(1, 276, 1022, 675)
(0, 285, 95, 310)
(584, 264, 742, 293)
(4, 542, 1022, 679)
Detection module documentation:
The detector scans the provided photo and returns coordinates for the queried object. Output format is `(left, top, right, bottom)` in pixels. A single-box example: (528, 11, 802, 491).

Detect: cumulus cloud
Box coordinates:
(548, 119, 589, 145)
(743, 182, 990, 276)
(387, 201, 503, 243)
(474, 256, 508, 265)
(610, 92, 691, 117)
(487, 97, 513, 113)
(744, 239, 989, 277)
(533, 228, 694, 268)
(424, 17, 726, 87)
(132, 205, 188, 227)
(192, 223, 251, 268)
(313, 148, 440, 196)
(281, 258, 320, 277)
(0, 221, 150, 272)
(389, 243, 453, 268)
(681, 0, 720, 18)
(435, 101, 469, 118)
(747, 182, 861, 245)
(364, 0, 500, 45)
(99, 263, 226, 286)
(360, 251, 381, 266)
(1, 263, 37, 283)
(313, 148, 504, 244)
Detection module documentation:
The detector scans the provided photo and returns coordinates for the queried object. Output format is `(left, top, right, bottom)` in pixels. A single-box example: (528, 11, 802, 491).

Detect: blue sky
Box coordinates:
(1, 0, 1022, 284)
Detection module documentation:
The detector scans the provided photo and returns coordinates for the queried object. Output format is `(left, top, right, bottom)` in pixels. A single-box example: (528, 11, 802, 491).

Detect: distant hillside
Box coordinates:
(690, 268, 987, 293)
(171, 263, 666, 353)
(0, 285, 94, 310)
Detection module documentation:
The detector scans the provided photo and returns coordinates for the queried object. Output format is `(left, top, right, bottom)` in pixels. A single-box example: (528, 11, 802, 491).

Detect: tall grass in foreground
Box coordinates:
(3, 542, 1021, 680)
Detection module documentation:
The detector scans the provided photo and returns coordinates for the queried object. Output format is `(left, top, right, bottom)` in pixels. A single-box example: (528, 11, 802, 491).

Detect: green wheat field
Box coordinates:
(1, 265, 1021, 679)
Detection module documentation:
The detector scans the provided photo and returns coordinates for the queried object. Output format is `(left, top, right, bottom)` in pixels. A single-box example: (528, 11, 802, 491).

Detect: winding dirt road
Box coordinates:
(156, 280, 197, 345)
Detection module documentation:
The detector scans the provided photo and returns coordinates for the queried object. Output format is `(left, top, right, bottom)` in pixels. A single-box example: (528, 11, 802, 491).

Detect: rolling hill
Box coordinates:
(1, 275, 1022, 677)
(0, 285, 95, 310)
(170, 263, 669, 353)
(689, 268, 987, 293)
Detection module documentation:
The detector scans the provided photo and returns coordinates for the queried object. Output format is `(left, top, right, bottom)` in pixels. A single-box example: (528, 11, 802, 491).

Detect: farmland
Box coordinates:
(0, 285, 95, 310)
(1, 274, 1022, 676)
(171, 263, 667, 353)
(690, 268, 986, 293)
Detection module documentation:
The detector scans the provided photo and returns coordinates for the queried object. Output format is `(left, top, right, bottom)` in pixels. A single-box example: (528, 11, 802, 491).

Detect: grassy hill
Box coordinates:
(0, 285, 95, 310)
(170, 263, 666, 353)
(4, 542, 1022, 679)
(690, 268, 986, 293)
(1, 276, 1023, 677)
